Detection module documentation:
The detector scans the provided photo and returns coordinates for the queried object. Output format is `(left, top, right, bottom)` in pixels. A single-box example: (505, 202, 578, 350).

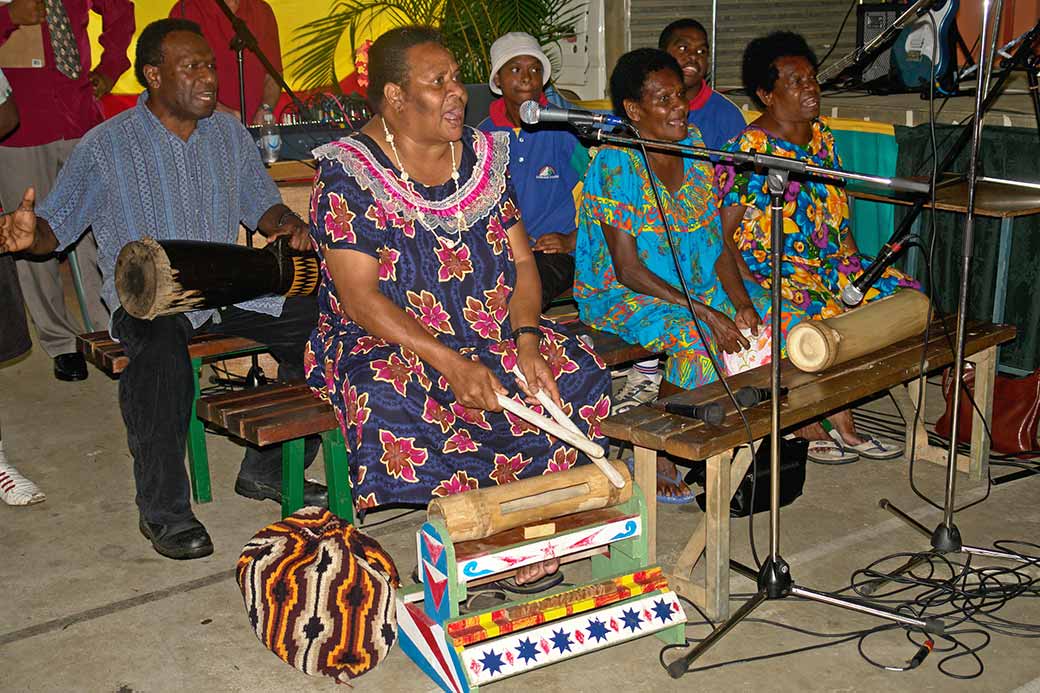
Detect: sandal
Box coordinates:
(807, 438, 859, 465)
(486, 570, 565, 595)
(831, 432, 903, 460)
(624, 456, 697, 504)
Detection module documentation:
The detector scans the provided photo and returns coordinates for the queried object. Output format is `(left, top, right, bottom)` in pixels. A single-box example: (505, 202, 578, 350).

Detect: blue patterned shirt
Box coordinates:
(39, 92, 284, 328)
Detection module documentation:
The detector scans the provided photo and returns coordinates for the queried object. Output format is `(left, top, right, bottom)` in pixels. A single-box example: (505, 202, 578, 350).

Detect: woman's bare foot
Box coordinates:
(794, 421, 829, 441)
(514, 557, 561, 585)
(828, 409, 866, 446)
(656, 456, 691, 499)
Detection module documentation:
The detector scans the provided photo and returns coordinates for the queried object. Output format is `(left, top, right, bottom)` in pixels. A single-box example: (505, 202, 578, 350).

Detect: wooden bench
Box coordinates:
(555, 315, 660, 368)
(195, 383, 353, 521)
(76, 331, 268, 504)
(601, 320, 1017, 621)
(191, 322, 657, 521)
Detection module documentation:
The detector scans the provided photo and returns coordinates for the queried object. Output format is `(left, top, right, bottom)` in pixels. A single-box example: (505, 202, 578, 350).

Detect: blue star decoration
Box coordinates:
(479, 649, 505, 676)
(515, 637, 539, 664)
(586, 618, 609, 643)
(652, 598, 676, 623)
(550, 627, 574, 653)
(621, 607, 643, 632)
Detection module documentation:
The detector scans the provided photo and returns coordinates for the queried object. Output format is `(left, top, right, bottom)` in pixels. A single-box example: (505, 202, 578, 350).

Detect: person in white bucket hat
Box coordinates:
(488, 32, 552, 95)
(480, 32, 589, 311)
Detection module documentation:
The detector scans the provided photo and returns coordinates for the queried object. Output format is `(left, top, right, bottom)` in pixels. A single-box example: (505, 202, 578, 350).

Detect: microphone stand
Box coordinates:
(213, 0, 309, 122)
(572, 125, 941, 677)
(842, 18, 1040, 307)
(861, 0, 1033, 596)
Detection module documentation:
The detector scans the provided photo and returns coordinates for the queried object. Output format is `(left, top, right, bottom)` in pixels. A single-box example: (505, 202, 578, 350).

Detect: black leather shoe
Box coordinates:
(234, 477, 329, 508)
(139, 516, 214, 560)
(54, 352, 88, 381)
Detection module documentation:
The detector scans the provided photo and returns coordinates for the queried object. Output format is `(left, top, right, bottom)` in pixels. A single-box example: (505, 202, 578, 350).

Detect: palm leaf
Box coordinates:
(288, 0, 587, 90)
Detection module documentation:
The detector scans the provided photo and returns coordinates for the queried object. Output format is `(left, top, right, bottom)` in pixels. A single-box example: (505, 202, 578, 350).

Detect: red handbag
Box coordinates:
(934, 363, 1040, 457)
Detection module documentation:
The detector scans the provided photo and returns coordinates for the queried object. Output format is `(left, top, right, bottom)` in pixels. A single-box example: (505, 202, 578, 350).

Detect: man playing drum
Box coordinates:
(0, 19, 325, 560)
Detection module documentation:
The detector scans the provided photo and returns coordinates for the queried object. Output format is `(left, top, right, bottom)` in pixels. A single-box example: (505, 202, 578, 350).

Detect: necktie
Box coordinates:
(44, 0, 81, 80)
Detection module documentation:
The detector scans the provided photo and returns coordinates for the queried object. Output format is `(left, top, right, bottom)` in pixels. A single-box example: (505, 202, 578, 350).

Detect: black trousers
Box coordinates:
(534, 251, 575, 312)
(111, 297, 319, 524)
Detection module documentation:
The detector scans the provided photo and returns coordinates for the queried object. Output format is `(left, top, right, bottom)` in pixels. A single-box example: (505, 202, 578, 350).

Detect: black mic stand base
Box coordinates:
(858, 498, 1030, 595)
(666, 558, 940, 678)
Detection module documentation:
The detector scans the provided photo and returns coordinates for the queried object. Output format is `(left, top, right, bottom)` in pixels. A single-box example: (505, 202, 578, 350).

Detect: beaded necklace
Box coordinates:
(381, 116, 467, 247)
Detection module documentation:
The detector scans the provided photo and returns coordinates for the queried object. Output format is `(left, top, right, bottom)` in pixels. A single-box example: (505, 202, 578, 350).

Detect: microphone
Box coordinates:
(663, 401, 725, 426)
(519, 100, 626, 129)
(840, 238, 907, 307)
(734, 386, 789, 408)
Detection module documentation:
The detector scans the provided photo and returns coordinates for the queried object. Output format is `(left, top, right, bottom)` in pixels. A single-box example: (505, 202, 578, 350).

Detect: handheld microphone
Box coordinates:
(734, 385, 789, 408)
(663, 401, 725, 426)
(840, 239, 906, 307)
(519, 100, 626, 129)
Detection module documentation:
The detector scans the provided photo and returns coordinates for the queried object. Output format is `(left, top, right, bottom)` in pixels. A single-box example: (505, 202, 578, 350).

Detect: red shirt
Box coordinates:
(169, 0, 282, 124)
(0, 0, 134, 147)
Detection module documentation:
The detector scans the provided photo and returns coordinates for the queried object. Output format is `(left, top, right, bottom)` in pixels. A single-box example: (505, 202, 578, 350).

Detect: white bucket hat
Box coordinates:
(488, 32, 552, 95)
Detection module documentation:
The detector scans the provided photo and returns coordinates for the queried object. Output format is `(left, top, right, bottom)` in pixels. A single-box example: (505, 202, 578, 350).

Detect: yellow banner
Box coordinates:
(88, 1, 390, 96)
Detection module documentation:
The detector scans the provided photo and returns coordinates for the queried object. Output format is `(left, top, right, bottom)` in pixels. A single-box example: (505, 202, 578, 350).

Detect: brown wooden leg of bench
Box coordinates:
(967, 347, 995, 482)
(633, 446, 657, 564)
(667, 446, 755, 621)
(891, 379, 971, 474)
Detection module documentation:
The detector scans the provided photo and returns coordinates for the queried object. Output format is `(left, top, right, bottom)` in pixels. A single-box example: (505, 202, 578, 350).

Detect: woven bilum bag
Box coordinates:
(237, 507, 400, 682)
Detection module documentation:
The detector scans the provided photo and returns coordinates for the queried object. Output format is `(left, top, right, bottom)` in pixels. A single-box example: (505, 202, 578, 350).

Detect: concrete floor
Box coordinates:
(3, 322, 1040, 692)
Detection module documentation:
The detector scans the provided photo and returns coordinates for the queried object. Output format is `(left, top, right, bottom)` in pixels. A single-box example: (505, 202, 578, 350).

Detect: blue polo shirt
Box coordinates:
(687, 86, 747, 151)
(478, 98, 589, 244)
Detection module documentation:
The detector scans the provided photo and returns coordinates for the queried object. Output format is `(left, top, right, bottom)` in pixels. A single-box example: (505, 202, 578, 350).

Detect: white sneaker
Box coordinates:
(0, 445, 46, 506)
(612, 371, 661, 415)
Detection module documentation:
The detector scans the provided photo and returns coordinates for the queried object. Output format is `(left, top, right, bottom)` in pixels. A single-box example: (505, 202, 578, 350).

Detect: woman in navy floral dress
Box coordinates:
(304, 28, 610, 515)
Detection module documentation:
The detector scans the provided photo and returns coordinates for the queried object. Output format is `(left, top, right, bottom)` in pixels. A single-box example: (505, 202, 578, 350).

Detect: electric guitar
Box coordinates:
(891, 0, 960, 89)
(817, 0, 939, 86)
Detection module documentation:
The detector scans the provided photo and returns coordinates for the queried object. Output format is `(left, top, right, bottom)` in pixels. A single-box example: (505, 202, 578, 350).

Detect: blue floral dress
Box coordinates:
(716, 119, 919, 318)
(575, 127, 801, 389)
(304, 128, 611, 510)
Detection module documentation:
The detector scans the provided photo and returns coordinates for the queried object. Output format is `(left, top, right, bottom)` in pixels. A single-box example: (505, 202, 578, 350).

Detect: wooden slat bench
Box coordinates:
(195, 383, 353, 521)
(192, 323, 658, 521)
(601, 320, 1017, 621)
(76, 331, 268, 504)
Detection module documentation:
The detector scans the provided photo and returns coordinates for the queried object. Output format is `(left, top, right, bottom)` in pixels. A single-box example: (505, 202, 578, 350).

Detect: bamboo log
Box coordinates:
(787, 289, 931, 373)
(427, 459, 632, 542)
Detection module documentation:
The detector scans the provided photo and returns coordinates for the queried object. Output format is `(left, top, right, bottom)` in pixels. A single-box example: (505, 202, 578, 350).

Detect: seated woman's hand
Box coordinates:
(514, 336, 562, 408)
(532, 232, 577, 254)
(702, 308, 750, 354)
(734, 304, 762, 336)
(444, 354, 508, 413)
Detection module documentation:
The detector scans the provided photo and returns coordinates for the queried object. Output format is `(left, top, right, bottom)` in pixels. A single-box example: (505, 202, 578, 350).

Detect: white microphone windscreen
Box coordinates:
(519, 100, 541, 125)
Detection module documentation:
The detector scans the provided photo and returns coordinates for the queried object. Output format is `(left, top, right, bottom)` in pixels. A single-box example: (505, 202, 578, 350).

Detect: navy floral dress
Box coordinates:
(304, 128, 611, 510)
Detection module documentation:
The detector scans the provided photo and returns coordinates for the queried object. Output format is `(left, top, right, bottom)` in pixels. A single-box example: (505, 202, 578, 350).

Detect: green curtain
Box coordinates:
(830, 127, 898, 256)
(894, 123, 1040, 373)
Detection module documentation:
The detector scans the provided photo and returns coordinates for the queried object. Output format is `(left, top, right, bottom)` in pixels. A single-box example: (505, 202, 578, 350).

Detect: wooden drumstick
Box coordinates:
(495, 394, 607, 461)
(509, 371, 625, 489)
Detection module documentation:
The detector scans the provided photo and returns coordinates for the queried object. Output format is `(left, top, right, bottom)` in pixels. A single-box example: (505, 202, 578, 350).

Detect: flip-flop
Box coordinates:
(807, 439, 859, 465)
(624, 453, 698, 501)
(463, 588, 510, 613)
(486, 571, 565, 595)
(833, 432, 904, 460)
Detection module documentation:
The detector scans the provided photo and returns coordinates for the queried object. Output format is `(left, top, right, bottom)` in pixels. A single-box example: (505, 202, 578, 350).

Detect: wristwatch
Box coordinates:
(511, 326, 543, 342)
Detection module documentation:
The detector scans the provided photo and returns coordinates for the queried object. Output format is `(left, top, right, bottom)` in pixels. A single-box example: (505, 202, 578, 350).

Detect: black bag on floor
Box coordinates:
(690, 436, 808, 517)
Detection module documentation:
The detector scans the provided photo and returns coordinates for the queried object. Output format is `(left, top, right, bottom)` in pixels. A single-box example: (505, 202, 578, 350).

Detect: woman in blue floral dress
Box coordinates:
(303, 28, 611, 522)
(576, 48, 802, 499)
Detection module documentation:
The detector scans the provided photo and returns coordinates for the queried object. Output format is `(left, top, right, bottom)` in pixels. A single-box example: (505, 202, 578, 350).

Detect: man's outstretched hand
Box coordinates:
(0, 187, 37, 254)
